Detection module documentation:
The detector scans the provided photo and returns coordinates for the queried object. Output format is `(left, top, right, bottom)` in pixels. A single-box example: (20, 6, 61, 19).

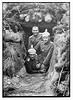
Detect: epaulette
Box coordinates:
(29, 35, 33, 39)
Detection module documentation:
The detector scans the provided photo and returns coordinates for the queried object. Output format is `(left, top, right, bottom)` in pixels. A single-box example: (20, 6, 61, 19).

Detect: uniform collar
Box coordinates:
(33, 33, 40, 38)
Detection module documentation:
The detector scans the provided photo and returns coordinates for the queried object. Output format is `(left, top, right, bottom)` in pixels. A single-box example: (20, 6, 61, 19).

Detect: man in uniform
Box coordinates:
(24, 45, 41, 74)
(28, 26, 42, 49)
(34, 29, 54, 73)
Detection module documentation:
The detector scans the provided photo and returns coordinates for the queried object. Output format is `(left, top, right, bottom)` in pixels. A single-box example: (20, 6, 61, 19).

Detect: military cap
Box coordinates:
(32, 26, 39, 31)
(28, 45, 36, 54)
(42, 29, 50, 37)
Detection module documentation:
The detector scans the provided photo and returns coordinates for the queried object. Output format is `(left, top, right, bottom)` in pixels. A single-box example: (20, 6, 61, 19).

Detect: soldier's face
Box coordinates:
(42, 36, 50, 43)
(29, 54, 35, 59)
(32, 27, 39, 36)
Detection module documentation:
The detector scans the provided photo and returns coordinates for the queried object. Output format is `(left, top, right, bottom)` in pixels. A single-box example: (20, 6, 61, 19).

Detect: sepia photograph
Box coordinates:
(2, 2, 70, 97)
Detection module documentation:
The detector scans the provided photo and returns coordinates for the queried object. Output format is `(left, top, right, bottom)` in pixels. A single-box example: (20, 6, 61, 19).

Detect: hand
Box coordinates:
(41, 64, 45, 69)
(40, 64, 46, 73)
(36, 63, 41, 68)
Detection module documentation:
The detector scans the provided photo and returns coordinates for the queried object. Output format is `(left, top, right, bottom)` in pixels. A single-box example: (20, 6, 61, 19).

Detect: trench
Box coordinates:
(3, 23, 56, 96)
(3, 3, 70, 97)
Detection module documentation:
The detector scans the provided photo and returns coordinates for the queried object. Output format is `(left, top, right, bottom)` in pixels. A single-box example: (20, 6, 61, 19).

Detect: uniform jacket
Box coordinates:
(28, 34, 42, 49)
(34, 40, 54, 66)
(24, 56, 40, 74)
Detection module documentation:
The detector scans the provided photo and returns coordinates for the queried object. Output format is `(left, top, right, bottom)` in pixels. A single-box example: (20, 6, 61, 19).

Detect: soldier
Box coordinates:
(28, 26, 42, 49)
(24, 45, 41, 74)
(34, 29, 54, 73)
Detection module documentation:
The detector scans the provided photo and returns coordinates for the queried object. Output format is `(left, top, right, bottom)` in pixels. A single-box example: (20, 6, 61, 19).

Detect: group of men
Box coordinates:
(24, 26, 54, 74)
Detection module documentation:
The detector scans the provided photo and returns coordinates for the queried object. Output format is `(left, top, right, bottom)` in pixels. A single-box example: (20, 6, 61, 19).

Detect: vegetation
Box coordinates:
(3, 3, 70, 96)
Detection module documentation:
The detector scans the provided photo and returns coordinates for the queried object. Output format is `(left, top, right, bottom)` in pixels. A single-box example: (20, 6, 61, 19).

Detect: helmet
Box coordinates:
(28, 45, 36, 54)
(42, 29, 50, 37)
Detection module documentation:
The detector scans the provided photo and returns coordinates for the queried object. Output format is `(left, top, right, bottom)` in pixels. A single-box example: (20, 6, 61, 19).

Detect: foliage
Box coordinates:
(2, 3, 70, 96)
(2, 3, 69, 30)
